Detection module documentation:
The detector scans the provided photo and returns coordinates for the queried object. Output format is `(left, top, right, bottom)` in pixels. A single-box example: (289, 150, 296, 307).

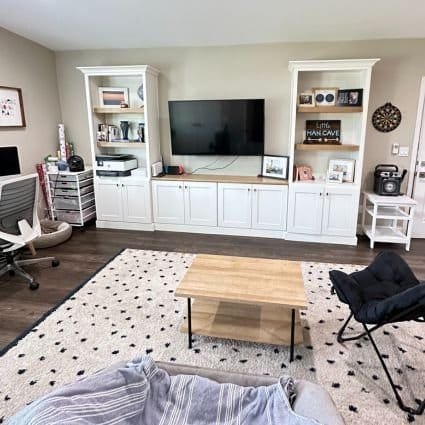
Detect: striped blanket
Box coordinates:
(7, 357, 320, 424)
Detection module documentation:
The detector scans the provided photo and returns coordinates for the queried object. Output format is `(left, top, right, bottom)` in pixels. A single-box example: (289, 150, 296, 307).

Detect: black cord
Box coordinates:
(190, 156, 239, 174)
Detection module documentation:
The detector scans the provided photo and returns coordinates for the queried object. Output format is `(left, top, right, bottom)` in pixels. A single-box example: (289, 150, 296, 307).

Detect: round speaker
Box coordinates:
(383, 180, 397, 193)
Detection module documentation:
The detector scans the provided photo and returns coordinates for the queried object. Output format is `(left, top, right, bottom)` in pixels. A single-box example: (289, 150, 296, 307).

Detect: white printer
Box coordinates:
(96, 154, 138, 177)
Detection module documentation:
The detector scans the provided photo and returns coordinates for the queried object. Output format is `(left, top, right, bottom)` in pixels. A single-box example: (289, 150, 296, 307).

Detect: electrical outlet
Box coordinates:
(391, 143, 399, 155)
(399, 146, 409, 157)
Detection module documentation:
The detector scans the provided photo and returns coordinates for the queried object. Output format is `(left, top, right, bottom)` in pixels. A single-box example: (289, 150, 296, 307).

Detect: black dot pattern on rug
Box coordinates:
(0, 252, 422, 425)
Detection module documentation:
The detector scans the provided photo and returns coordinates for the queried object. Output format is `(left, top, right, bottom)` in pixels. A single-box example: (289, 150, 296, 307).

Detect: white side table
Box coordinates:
(361, 191, 417, 251)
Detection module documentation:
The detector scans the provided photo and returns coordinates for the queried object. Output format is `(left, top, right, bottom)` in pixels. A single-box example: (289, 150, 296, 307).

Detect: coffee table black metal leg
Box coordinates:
(290, 308, 295, 362)
(187, 298, 192, 349)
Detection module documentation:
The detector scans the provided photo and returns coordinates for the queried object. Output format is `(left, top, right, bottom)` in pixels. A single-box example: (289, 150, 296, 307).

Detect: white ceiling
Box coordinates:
(1, 0, 425, 51)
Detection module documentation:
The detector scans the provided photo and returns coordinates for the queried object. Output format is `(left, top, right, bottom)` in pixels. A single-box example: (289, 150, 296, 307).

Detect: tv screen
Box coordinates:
(169, 99, 264, 155)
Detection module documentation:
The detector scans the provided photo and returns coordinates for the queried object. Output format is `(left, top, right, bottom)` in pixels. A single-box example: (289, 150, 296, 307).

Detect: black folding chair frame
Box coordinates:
(337, 308, 425, 416)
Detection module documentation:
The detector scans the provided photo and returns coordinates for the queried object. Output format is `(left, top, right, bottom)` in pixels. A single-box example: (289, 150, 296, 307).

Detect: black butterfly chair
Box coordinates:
(329, 251, 425, 416)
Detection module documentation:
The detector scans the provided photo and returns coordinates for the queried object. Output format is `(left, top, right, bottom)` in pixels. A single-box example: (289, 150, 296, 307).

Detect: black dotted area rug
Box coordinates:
(0, 249, 424, 424)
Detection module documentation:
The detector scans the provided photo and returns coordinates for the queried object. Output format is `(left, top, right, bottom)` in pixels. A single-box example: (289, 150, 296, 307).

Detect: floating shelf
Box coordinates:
(295, 144, 359, 151)
(93, 106, 144, 114)
(97, 141, 146, 148)
(297, 106, 363, 113)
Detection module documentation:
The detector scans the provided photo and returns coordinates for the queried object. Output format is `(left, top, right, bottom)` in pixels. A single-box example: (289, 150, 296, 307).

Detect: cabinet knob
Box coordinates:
(326, 192, 329, 196)
(248, 188, 251, 191)
(116, 184, 119, 187)
(184, 186, 188, 189)
(319, 192, 323, 196)
(253, 188, 257, 192)
(179, 185, 182, 189)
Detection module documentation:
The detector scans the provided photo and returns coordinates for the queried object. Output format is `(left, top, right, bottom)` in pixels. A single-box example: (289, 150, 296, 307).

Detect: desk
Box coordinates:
(361, 191, 417, 251)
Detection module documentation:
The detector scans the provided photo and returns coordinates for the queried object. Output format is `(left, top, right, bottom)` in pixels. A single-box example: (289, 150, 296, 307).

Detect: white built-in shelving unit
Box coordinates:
(78, 65, 161, 230)
(286, 59, 379, 245)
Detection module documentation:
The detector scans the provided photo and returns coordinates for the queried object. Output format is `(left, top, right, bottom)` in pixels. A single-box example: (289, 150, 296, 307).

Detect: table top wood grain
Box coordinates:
(175, 254, 308, 309)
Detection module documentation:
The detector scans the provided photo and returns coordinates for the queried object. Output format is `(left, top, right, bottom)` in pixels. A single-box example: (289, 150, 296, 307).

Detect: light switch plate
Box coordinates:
(399, 146, 409, 157)
(391, 143, 399, 155)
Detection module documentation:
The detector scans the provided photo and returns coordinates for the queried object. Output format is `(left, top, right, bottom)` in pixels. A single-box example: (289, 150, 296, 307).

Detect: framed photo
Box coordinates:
(296, 165, 313, 181)
(261, 155, 289, 180)
(336, 89, 363, 107)
(328, 158, 355, 183)
(0, 86, 25, 127)
(313, 87, 338, 106)
(298, 92, 315, 107)
(98, 87, 129, 108)
(327, 170, 343, 184)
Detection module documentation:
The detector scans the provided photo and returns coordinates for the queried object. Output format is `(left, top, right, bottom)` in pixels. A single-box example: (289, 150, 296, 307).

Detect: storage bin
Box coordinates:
(56, 204, 96, 225)
(54, 192, 94, 210)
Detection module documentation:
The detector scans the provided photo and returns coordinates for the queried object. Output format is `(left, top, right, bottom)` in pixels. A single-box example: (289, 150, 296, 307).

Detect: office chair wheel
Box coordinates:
(52, 259, 60, 267)
(8, 270, 15, 276)
(29, 282, 39, 290)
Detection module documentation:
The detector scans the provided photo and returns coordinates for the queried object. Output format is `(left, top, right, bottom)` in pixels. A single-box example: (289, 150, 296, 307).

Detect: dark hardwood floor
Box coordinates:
(1, 224, 424, 350)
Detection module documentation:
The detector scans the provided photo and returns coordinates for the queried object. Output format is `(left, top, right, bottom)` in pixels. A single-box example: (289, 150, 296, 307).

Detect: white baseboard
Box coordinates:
(154, 223, 285, 239)
(96, 221, 154, 231)
(285, 232, 358, 246)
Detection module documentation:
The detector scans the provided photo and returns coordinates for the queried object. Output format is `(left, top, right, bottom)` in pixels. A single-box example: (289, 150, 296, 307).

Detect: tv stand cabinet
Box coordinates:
(151, 174, 288, 238)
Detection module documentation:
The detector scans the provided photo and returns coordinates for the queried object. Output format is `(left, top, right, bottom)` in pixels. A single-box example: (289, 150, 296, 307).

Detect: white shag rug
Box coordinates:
(0, 249, 424, 424)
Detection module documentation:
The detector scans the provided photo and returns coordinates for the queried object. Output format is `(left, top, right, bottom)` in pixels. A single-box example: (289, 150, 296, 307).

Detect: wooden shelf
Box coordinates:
(295, 143, 359, 151)
(93, 106, 144, 114)
(297, 106, 363, 113)
(97, 141, 146, 148)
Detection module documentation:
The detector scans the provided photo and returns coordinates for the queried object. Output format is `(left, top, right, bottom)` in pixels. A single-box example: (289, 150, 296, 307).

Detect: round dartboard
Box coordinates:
(372, 102, 402, 132)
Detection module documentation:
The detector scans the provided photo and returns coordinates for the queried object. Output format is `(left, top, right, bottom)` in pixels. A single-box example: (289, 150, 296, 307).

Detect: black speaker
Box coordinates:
(373, 164, 407, 196)
(68, 155, 85, 172)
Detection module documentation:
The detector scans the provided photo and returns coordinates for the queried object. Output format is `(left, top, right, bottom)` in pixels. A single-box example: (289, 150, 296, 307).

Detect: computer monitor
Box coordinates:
(0, 146, 21, 176)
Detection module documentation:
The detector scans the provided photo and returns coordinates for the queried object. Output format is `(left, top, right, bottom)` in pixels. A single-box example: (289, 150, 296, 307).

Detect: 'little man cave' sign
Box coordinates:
(304, 120, 341, 144)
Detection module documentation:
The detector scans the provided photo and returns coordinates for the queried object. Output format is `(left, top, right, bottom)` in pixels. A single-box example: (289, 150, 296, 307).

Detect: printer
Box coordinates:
(96, 154, 138, 177)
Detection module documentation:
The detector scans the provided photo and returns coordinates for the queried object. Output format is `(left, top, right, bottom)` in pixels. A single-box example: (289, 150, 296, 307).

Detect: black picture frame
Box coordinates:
(336, 89, 363, 107)
(261, 155, 289, 180)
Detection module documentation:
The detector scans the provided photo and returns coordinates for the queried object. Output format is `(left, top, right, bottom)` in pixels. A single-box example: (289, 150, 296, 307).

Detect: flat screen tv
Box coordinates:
(168, 99, 264, 155)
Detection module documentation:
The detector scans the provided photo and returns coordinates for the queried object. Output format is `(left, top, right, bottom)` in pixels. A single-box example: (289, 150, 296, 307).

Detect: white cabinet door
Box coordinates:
(184, 182, 217, 226)
(252, 185, 288, 231)
(152, 181, 185, 224)
(122, 181, 152, 223)
(322, 186, 359, 237)
(95, 180, 123, 222)
(287, 184, 323, 234)
(218, 183, 252, 228)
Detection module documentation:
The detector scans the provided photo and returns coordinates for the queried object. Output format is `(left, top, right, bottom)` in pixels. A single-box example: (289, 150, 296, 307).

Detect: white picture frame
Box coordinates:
(327, 170, 344, 184)
(98, 87, 129, 108)
(328, 158, 355, 183)
(262, 155, 289, 180)
(313, 87, 338, 106)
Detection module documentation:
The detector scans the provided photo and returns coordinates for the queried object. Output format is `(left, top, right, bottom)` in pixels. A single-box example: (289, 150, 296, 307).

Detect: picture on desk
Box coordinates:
(328, 158, 355, 183)
(262, 155, 289, 180)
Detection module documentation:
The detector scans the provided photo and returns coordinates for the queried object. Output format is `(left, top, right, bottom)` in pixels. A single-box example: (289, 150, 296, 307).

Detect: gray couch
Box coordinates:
(155, 361, 345, 425)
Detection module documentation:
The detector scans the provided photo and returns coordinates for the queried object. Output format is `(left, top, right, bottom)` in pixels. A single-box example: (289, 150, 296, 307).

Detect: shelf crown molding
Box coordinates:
(288, 58, 380, 72)
(77, 65, 160, 77)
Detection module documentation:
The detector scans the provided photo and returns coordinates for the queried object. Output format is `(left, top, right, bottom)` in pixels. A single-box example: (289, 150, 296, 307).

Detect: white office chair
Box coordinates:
(0, 174, 59, 290)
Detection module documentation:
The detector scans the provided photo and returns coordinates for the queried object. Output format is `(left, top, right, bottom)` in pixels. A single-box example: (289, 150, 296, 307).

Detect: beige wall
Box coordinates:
(55, 39, 425, 187)
(0, 27, 61, 174)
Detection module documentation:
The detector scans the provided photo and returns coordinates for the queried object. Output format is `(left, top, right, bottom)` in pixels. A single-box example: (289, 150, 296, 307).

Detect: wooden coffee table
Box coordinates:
(175, 254, 308, 362)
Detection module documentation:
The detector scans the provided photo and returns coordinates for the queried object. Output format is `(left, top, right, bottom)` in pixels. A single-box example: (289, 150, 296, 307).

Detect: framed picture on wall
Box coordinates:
(98, 87, 129, 108)
(0, 86, 26, 127)
(261, 155, 289, 180)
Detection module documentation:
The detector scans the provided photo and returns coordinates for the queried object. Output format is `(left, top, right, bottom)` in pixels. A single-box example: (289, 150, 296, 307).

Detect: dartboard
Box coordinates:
(372, 102, 401, 132)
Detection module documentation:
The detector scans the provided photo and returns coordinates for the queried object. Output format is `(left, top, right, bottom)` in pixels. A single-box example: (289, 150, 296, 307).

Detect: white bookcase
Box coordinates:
(286, 59, 379, 245)
(78, 65, 161, 230)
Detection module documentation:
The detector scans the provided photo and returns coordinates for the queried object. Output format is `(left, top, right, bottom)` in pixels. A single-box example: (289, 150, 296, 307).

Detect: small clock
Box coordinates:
(372, 102, 402, 132)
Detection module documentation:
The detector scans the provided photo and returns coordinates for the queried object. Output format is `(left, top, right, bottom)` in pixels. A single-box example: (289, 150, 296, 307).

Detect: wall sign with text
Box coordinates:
(304, 120, 341, 144)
